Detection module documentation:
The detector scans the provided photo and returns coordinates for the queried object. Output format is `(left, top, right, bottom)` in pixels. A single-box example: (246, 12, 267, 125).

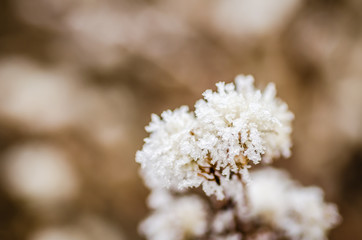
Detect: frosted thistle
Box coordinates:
(136, 75, 294, 199)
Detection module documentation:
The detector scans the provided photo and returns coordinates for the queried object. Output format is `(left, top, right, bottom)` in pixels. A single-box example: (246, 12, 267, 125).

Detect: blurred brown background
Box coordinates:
(0, 0, 361, 239)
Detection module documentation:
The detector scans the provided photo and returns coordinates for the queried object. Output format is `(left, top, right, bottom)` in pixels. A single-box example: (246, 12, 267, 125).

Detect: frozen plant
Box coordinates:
(136, 75, 340, 240)
(136, 75, 293, 199)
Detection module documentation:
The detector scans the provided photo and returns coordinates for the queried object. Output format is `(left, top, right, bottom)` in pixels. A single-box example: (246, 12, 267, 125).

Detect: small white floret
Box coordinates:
(140, 192, 209, 240)
(248, 168, 341, 240)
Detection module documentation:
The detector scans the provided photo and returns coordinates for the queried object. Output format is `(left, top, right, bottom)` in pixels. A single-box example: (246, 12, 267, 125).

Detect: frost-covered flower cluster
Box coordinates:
(136, 75, 293, 199)
(248, 168, 341, 240)
(140, 168, 340, 240)
(140, 190, 208, 240)
(137, 75, 340, 240)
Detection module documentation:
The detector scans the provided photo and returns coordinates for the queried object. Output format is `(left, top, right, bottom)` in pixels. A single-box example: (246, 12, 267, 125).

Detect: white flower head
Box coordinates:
(248, 167, 341, 240)
(136, 75, 293, 199)
(136, 106, 202, 190)
(194, 75, 293, 166)
(139, 192, 209, 240)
